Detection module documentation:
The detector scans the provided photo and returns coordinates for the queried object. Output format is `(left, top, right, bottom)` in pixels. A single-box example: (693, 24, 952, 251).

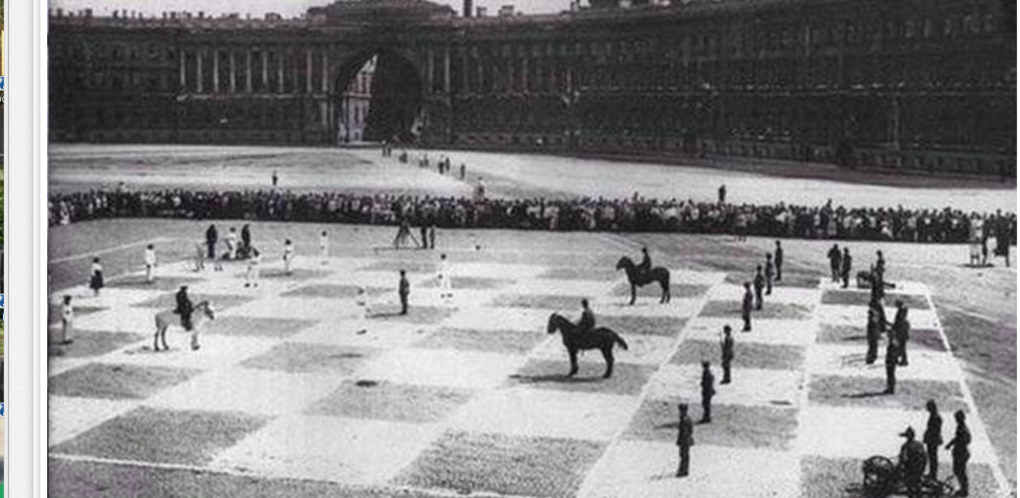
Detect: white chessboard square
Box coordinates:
(48, 396, 140, 448)
(646, 364, 804, 408)
(212, 415, 440, 485)
(578, 440, 799, 498)
(290, 318, 431, 349)
(682, 317, 816, 347)
(73, 307, 161, 335)
(355, 348, 525, 389)
(447, 387, 640, 441)
(597, 298, 705, 319)
(805, 345, 962, 382)
(706, 283, 820, 306)
(529, 334, 677, 366)
(92, 335, 279, 372)
(815, 305, 939, 330)
(223, 297, 358, 321)
(146, 368, 344, 416)
(443, 306, 550, 333)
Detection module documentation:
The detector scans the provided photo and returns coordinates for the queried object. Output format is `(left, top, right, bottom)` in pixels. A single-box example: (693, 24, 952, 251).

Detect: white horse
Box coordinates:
(153, 301, 215, 352)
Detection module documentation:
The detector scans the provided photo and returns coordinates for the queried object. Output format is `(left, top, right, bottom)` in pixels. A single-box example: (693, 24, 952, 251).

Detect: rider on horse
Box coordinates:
(176, 285, 194, 331)
(637, 247, 652, 280)
(578, 299, 596, 335)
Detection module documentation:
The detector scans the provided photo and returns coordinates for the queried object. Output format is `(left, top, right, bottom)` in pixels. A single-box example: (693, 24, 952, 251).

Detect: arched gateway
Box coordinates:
(48, 0, 1015, 174)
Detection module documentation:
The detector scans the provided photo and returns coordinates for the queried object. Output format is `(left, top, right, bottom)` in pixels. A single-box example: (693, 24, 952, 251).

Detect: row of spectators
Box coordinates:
(49, 188, 1016, 245)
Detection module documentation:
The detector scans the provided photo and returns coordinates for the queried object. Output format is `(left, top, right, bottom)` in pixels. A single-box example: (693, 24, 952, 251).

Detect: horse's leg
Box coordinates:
(161, 325, 170, 351)
(568, 348, 579, 377)
(191, 326, 200, 351)
(601, 347, 614, 378)
(154, 325, 161, 351)
(630, 284, 637, 306)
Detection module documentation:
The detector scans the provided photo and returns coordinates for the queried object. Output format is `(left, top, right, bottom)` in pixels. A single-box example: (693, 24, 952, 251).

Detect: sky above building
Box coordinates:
(50, 0, 574, 17)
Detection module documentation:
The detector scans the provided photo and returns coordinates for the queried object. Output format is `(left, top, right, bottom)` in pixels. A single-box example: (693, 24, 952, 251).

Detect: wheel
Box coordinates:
(862, 456, 896, 495)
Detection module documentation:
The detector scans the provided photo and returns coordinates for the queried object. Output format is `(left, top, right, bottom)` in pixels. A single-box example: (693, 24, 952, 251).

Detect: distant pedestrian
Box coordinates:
(718, 184, 726, 204)
(866, 297, 887, 365)
(241, 224, 253, 256)
(60, 295, 74, 345)
(675, 403, 694, 478)
(245, 248, 261, 288)
(460, 163, 466, 180)
(89, 257, 104, 297)
(741, 282, 753, 332)
(194, 242, 206, 271)
(892, 300, 910, 366)
(753, 265, 765, 310)
(774, 240, 783, 281)
(283, 239, 295, 275)
(399, 270, 410, 315)
(720, 325, 734, 384)
(700, 361, 715, 423)
(419, 217, 430, 250)
(884, 336, 899, 394)
(764, 253, 775, 295)
(841, 248, 852, 289)
(272, 170, 279, 187)
(144, 244, 157, 283)
(205, 224, 218, 260)
(923, 400, 943, 480)
(226, 227, 239, 260)
(827, 244, 842, 283)
(429, 222, 437, 250)
(945, 410, 971, 497)
(437, 253, 452, 301)
(320, 230, 330, 265)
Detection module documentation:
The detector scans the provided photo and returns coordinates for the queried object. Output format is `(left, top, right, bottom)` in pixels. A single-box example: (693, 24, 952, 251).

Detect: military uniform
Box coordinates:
(841, 250, 852, 289)
(700, 365, 715, 423)
(175, 287, 194, 331)
(676, 408, 694, 477)
(827, 245, 842, 282)
(764, 258, 775, 295)
(947, 419, 971, 496)
(924, 410, 943, 479)
(721, 333, 734, 384)
(884, 338, 899, 394)
(774, 243, 784, 281)
(866, 302, 887, 365)
(899, 435, 927, 498)
(753, 270, 765, 310)
(892, 306, 910, 366)
(399, 273, 410, 315)
(742, 286, 753, 332)
(579, 308, 595, 334)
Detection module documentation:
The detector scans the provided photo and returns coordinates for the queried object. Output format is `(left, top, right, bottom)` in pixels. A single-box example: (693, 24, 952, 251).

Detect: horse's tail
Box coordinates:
(612, 332, 629, 351)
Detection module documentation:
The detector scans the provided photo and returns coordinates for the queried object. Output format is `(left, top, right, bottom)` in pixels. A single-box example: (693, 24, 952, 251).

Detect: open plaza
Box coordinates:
(46, 146, 1015, 497)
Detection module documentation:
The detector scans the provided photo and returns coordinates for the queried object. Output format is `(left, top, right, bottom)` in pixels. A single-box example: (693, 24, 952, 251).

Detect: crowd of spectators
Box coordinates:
(49, 187, 1016, 245)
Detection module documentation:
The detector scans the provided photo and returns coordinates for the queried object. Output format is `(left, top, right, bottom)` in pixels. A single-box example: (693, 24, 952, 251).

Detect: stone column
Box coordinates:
(321, 51, 329, 93)
(278, 50, 285, 93)
(230, 50, 237, 93)
(262, 50, 269, 91)
(444, 45, 451, 94)
(197, 49, 204, 94)
(427, 47, 435, 94)
(522, 56, 529, 93)
(306, 49, 313, 94)
(213, 50, 220, 93)
(179, 49, 187, 91)
(246, 50, 253, 93)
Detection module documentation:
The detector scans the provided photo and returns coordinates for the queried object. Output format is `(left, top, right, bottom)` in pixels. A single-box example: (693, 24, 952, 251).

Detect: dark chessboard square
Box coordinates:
(200, 316, 319, 339)
(816, 324, 947, 352)
(51, 407, 267, 466)
(598, 315, 688, 337)
(47, 304, 104, 326)
(415, 328, 546, 355)
(418, 276, 513, 290)
(670, 340, 805, 370)
(49, 363, 201, 400)
(488, 294, 592, 311)
(537, 267, 621, 281)
(280, 284, 388, 299)
(821, 290, 930, 309)
(799, 456, 999, 498)
(624, 399, 798, 451)
(808, 375, 969, 413)
(610, 282, 711, 299)
(239, 342, 379, 375)
(132, 293, 254, 312)
(307, 380, 474, 423)
(700, 300, 812, 320)
(368, 305, 455, 325)
(394, 430, 606, 498)
(48, 331, 147, 358)
(509, 358, 654, 396)
(359, 260, 436, 274)
(258, 268, 333, 281)
(106, 276, 204, 292)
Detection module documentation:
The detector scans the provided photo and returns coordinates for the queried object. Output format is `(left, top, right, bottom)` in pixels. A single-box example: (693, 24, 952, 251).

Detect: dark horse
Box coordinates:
(547, 313, 629, 378)
(616, 257, 671, 305)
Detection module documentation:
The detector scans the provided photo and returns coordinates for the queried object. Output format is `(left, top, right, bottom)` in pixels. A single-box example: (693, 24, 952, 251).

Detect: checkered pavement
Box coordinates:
(47, 250, 1008, 498)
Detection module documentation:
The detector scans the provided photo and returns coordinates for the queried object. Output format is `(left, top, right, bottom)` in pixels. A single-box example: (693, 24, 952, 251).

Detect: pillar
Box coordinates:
(213, 49, 220, 93)
(262, 50, 269, 91)
(229, 50, 237, 93)
(306, 49, 314, 94)
(179, 49, 187, 90)
(321, 51, 329, 93)
(278, 50, 285, 93)
(246, 50, 253, 93)
(197, 49, 204, 93)
(444, 45, 451, 94)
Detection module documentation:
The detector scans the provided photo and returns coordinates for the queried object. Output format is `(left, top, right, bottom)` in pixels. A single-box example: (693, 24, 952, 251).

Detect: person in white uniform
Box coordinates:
(144, 244, 157, 282)
(283, 239, 295, 275)
(437, 253, 452, 301)
(245, 248, 262, 288)
(319, 230, 330, 265)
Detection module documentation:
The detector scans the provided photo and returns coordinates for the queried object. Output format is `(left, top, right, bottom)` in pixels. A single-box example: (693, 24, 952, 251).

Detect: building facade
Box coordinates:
(49, 0, 1015, 175)
(338, 55, 375, 143)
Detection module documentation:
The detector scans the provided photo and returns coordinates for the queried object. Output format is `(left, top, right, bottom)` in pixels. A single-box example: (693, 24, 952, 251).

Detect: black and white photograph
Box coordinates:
(45, 1, 1015, 497)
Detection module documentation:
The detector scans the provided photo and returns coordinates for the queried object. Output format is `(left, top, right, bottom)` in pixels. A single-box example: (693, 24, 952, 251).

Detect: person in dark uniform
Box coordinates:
(742, 282, 753, 332)
(718, 184, 727, 204)
(764, 253, 775, 295)
(699, 361, 715, 423)
(206, 224, 218, 260)
(578, 299, 595, 334)
(175, 285, 194, 331)
(720, 325, 734, 384)
(398, 270, 410, 315)
(884, 335, 899, 394)
(774, 240, 784, 282)
(841, 247, 853, 289)
(420, 216, 430, 250)
(892, 300, 910, 366)
(676, 403, 694, 478)
(637, 247, 652, 279)
(898, 427, 927, 498)
(753, 265, 765, 310)
(866, 297, 887, 365)
(827, 244, 842, 283)
(241, 224, 252, 256)
(272, 170, 279, 187)
(945, 410, 971, 497)
(923, 400, 943, 480)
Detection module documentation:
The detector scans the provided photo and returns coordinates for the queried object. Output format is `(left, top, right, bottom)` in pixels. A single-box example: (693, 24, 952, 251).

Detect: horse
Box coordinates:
(546, 313, 629, 378)
(153, 301, 215, 352)
(616, 257, 671, 305)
